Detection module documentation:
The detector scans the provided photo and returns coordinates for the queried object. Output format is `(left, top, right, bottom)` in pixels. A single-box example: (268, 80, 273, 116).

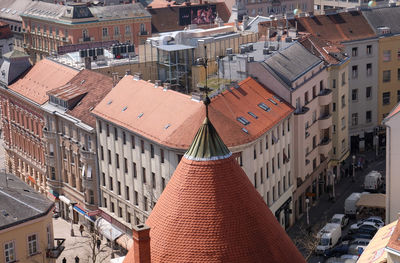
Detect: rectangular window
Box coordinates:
(152, 172, 156, 189)
(106, 124, 109, 136)
(332, 102, 336, 112)
(151, 144, 154, 158)
(104, 197, 107, 208)
(102, 27, 108, 37)
(160, 149, 165, 163)
(100, 146, 104, 160)
(332, 79, 336, 89)
(118, 207, 122, 217)
(133, 162, 137, 178)
(118, 181, 121, 195)
(102, 172, 105, 186)
(125, 25, 131, 34)
(352, 65, 358, 79)
(341, 72, 346, 86)
(124, 158, 128, 173)
(352, 47, 358, 57)
(277, 153, 280, 169)
(135, 191, 138, 205)
(253, 146, 257, 159)
(144, 196, 148, 211)
(367, 45, 372, 55)
(398, 49, 400, 60)
(111, 202, 115, 212)
(260, 168, 263, 184)
(108, 150, 111, 165)
(142, 167, 146, 183)
(254, 173, 257, 188)
(383, 50, 391, 62)
(366, 86, 372, 99)
(398, 90, 400, 103)
(123, 132, 126, 144)
(4, 241, 15, 263)
(162, 177, 165, 190)
(114, 127, 118, 140)
(116, 153, 119, 168)
(109, 176, 113, 190)
(366, 111, 372, 123)
(266, 162, 269, 178)
(383, 70, 391, 82)
(265, 135, 268, 149)
(341, 95, 346, 108)
(272, 158, 275, 173)
(352, 113, 358, 126)
(278, 181, 281, 196)
(28, 234, 38, 255)
(383, 92, 391, 105)
(114, 26, 120, 36)
(131, 135, 135, 148)
(352, 89, 358, 101)
(341, 117, 346, 130)
(273, 186, 276, 201)
(127, 212, 131, 223)
(366, 63, 372, 76)
(141, 140, 144, 154)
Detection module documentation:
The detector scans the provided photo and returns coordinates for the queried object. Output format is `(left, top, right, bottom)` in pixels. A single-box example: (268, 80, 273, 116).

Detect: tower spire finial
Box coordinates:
(197, 46, 210, 118)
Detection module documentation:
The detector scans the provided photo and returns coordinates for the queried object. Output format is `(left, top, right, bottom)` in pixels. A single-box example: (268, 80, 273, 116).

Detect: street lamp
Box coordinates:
(352, 155, 356, 182)
(305, 198, 310, 226)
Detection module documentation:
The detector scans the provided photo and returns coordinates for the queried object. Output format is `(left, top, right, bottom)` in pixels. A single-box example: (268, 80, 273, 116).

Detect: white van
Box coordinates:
(316, 223, 342, 254)
(344, 193, 361, 217)
(364, 171, 382, 192)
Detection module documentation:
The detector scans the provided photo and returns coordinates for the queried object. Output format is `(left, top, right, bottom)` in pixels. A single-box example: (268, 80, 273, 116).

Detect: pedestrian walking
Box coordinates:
(79, 224, 84, 236)
(96, 239, 101, 250)
(75, 256, 80, 263)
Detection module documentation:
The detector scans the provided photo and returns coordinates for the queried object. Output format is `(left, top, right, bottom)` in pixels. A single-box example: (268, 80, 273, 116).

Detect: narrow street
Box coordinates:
(287, 150, 386, 263)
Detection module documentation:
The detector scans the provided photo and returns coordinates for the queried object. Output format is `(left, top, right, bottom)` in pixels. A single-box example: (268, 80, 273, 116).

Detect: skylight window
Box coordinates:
(242, 128, 249, 134)
(268, 98, 278, 105)
(258, 103, 271, 112)
(122, 106, 128, 111)
(273, 96, 282, 102)
(248, 112, 258, 119)
(164, 124, 171, 129)
(137, 112, 144, 118)
(237, 117, 250, 126)
(107, 100, 113, 105)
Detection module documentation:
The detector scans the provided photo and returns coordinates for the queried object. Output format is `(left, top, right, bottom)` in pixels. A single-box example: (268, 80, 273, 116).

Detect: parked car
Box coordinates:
(343, 232, 375, 241)
(350, 216, 384, 231)
(330, 214, 349, 228)
(341, 255, 359, 260)
(323, 243, 349, 258)
(325, 257, 357, 263)
(349, 238, 371, 247)
(350, 221, 382, 233)
(355, 224, 380, 236)
(348, 244, 367, 256)
(316, 223, 342, 254)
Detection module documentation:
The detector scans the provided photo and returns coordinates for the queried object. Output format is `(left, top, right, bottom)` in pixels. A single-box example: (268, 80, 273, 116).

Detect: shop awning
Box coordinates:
(95, 218, 123, 241)
(116, 234, 133, 250)
(357, 220, 397, 263)
(73, 205, 96, 223)
(356, 194, 386, 209)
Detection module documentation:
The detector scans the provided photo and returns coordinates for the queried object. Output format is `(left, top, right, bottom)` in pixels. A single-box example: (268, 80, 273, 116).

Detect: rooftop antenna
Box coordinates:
(197, 46, 210, 118)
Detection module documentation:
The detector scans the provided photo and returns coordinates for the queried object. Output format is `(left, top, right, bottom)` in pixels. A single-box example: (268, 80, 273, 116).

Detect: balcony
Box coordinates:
(318, 113, 332, 130)
(46, 238, 65, 259)
(319, 137, 332, 156)
(139, 31, 149, 36)
(80, 148, 96, 163)
(79, 36, 94, 42)
(294, 106, 310, 115)
(318, 89, 333, 105)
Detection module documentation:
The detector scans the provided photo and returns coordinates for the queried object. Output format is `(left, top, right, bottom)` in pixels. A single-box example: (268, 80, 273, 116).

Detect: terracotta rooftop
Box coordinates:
(8, 59, 79, 105)
(92, 77, 294, 150)
(383, 102, 400, 123)
(124, 116, 305, 262)
(47, 69, 113, 127)
(259, 11, 376, 44)
(387, 219, 400, 254)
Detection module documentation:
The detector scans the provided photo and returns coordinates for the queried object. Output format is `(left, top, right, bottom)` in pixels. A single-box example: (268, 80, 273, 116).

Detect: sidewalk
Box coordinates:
(53, 217, 124, 263)
(287, 150, 385, 260)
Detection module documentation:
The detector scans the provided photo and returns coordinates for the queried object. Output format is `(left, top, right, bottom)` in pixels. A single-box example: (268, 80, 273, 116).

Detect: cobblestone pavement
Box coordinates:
(53, 218, 125, 263)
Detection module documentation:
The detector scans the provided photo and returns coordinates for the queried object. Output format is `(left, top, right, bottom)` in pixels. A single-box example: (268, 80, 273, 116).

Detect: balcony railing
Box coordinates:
(46, 238, 65, 258)
(139, 31, 149, 36)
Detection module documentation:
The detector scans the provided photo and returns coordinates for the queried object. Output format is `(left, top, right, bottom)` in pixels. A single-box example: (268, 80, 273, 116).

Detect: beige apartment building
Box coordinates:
(249, 42, 332, 219)
(41, 69, 113, 227)
(0, 173, 61, 263)
(92, 75, 295, 241)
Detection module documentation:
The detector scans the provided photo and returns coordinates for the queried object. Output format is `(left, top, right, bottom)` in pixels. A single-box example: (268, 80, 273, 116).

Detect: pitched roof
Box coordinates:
(92, 77, 294, 149)
(89, 3, 151, 21)
(0, 50, 31, 86)
(8, 59, 79, 105)
(262, 42, 322, 86)
(387, 219, 400, 254)
(123, 118, 305, 262)
(47, 69, 113, 127)
(0, 0, 35, 22)
(362, 6, 400, 35)
(0, 173, 54, 230)
(383, 102, 400, 124)
(299, 35, 348, 65)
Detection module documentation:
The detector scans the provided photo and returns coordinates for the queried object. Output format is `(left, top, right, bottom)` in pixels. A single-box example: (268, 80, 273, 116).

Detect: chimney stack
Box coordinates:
(125, 69, 131, 76)
(132, 224, 151, 263)
(163, 82, 171, 91)
(154, 80, 161, 88)
(84, 57, 91, 70)
(133, 72, 143, 81)
(112, 72, 119, 87)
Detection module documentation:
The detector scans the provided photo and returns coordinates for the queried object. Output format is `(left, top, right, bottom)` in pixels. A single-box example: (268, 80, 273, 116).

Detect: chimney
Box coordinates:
(132, 224, 151, 263)
(112, 72, 119, 87)
(125, 69, 131, 76)
(133, 72, 142, 81)
(154, 80, 161, 88)
(163, 82, 171, 91)
(84, 57, 91, 70)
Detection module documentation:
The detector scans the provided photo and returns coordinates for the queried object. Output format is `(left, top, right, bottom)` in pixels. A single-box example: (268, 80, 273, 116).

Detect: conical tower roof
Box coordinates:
(124, 114, 305, 263)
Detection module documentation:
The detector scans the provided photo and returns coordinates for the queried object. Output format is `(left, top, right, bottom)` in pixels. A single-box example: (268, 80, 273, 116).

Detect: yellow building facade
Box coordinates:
(377, 35, 400, 124)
